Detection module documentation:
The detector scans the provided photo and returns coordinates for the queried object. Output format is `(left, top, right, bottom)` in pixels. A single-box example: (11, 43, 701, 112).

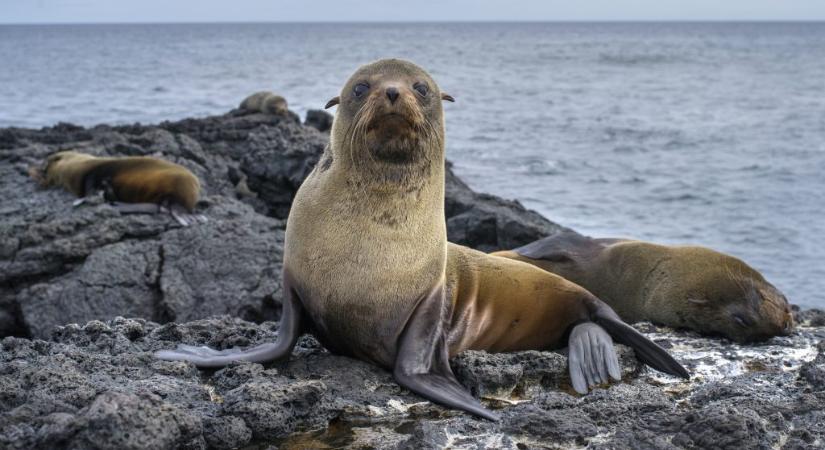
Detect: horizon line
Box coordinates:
(2, 19, 825, 26)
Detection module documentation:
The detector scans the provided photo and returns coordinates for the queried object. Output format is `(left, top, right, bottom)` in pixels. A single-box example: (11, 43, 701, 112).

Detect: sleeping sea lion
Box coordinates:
(239, 91, 289, 115)
(30, 150, 205, 226)
(156, 59, 688, 420)
(493, 231, 794, 342)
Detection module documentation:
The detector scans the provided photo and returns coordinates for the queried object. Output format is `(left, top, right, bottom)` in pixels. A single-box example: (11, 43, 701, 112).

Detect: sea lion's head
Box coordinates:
(29, 150, 93, 187)
(674, 247, 794, 343)
(325, 59, 453, 186)
(262, 94, 288, 116)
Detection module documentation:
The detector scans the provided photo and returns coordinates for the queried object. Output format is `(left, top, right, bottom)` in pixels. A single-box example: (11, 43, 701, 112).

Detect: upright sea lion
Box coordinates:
(30, 150, 204, 226)
(156, 59, 688, 420)
(239, 91, 289, 115)
(493, 231, 794, 342)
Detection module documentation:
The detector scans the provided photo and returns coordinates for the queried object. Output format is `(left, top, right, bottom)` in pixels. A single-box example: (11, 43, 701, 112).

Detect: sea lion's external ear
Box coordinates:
(325, 96, 340, 109)
(441, 93, 455, 102)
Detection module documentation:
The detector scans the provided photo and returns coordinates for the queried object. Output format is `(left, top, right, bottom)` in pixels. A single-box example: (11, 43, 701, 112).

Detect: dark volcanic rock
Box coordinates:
(2, 110, 822, 449)
(445, 162, 569, 251)
(304, 109, 334, 133)
(1, 316, 822, 449)
(1, 110, 561, 339)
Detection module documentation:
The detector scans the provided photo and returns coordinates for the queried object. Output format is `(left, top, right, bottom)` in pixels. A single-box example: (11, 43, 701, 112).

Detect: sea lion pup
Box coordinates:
(30, 150, 205, 226)
(156, 59, 688, 420)
(493, 231, 794, 343)
(239, 91, 288, 115)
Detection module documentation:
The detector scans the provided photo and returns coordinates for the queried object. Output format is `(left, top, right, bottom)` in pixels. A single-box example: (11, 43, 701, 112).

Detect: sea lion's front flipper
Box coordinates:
(590, 300, 690, 379)
(568, 322, 622, 394)
(154, 273, 304, 368)
(512, 231, 595, 262)
(393, 284, 500, 421)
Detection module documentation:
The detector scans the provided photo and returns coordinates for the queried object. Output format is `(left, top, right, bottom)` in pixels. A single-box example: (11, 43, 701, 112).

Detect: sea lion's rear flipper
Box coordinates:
(513, 231, 596, 262)
(590, 300, 690, 379)
(167, 203, 207, 226)
(393, 285, 500, 421)
(568, 322, 622, 394)
(109, 202, 207, 226)
(154, 274, 304, 368)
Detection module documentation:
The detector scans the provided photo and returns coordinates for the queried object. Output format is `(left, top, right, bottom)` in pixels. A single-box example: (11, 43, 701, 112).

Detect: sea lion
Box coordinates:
(239, 91, 288, 115)
(156, 59, 688, 420)
(493, 231, 794, 342)
(30, 150, 205, 226)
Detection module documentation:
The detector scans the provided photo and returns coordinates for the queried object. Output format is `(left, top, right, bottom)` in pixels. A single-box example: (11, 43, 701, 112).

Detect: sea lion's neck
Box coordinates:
(335, 157, 445, 227)
(322, 137, 446, 224)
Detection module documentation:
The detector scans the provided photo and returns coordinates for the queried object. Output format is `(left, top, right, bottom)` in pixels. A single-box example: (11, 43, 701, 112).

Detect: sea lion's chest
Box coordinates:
(284, 171, 446, 367)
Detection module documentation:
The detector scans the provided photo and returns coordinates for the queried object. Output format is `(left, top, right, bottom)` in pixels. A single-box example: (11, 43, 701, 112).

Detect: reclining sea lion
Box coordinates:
(156, 59, 688, 420)
(30, 150, 205, 226)
(493, 231, 794, 342)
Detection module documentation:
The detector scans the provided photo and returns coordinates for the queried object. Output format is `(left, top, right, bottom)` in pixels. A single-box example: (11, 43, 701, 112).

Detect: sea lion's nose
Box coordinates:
(386, 87, 399, 104)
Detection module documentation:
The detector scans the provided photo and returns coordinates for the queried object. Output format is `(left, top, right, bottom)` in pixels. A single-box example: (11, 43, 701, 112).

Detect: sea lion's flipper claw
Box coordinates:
(170, 209, 190, 226)
(592, 302, 690, 379)
(568, 322, 619, 393)
(393, 284, 499, 421)
(168, 204, 208, 227)
(154, 271, 305, 368)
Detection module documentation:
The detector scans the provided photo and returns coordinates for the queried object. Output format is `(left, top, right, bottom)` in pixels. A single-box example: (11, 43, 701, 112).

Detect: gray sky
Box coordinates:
(3, 0, 825, 24)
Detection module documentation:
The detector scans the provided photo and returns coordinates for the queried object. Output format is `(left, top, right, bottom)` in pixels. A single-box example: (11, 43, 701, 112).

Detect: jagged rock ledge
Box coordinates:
(1, 109, 824, 449)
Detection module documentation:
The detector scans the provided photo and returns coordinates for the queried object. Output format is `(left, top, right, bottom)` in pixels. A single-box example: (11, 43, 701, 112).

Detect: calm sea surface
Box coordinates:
(1, 23, 823, 308)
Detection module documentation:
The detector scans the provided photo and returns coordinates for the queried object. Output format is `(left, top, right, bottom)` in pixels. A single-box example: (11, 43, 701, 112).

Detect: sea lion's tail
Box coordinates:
(590, 300, 690, 380)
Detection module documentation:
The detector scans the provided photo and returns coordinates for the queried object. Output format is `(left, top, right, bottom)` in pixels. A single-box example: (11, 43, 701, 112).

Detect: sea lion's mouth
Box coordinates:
(367, 113, 415, 131)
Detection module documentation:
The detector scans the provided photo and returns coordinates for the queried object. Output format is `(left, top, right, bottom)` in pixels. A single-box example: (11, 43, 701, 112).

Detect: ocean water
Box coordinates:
(1, 22, 823, 308)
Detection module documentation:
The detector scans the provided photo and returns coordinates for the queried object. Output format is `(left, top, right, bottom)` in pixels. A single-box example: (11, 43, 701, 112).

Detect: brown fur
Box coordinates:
(493, 234, 794, 342)
(32, 151, 200, 211)
(286, 59, 623, 367)
(154, 60, 687, 420)
(239, 91, 288, 115)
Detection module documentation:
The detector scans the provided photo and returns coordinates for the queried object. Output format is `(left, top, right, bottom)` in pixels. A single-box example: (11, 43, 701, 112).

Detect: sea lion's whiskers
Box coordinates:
(157, 60, 691, 422)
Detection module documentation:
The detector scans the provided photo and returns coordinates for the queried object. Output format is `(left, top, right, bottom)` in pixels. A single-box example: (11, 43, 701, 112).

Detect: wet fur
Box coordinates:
(239, 91, 288, 115)
(290, 60, 686, 387)
(286, 59, 448, 367)
(156, 59, 688, 420)
(495, 232, 794, 342)
(34, 151, 200, 211)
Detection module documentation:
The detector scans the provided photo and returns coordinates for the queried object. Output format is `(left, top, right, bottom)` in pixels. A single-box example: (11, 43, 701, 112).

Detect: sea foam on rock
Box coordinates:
(1, 108, 823, 448)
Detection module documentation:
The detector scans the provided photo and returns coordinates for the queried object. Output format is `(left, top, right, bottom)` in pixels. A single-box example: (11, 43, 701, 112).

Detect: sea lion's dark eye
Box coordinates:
(413, 82, 429, 97)
(353, 83, 370, 98)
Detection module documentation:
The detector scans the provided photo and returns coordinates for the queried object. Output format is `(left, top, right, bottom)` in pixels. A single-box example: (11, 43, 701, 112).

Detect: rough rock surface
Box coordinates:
(1, 109, 821, 449)
(304, 109, 334, 133)
(1, 316, 823, 449)
(0, 110, 564, 339)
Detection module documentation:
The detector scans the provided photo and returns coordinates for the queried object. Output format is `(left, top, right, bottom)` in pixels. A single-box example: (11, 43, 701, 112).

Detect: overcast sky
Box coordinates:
(3, 0, 825, 24)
